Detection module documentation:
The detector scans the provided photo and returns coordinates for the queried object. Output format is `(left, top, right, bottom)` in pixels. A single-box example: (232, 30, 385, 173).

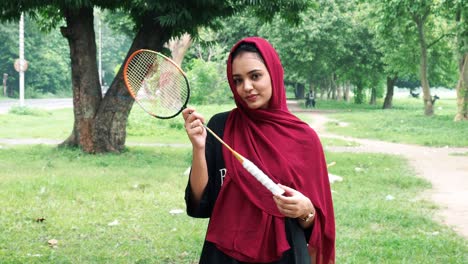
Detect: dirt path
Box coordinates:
(288, 100, 468, 238)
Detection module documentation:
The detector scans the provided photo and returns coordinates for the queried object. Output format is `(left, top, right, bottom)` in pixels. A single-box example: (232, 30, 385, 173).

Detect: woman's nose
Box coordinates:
(243, 79, 254, 92)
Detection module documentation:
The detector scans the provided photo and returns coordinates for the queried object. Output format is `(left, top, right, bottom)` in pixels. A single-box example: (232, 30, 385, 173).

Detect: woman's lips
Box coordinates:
(246, 94, 258, 102)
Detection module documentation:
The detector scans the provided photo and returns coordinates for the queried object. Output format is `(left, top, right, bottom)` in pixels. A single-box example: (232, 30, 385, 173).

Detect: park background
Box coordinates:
(0, 0, 467, 263)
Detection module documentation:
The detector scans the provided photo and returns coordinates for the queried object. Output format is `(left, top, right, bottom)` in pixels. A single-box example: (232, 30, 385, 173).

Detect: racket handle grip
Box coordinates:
(242, 159, 285, 196)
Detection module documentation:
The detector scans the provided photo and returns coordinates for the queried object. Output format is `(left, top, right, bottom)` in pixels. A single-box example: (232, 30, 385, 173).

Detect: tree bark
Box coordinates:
(415, 17, 433, 116)
(453, 8, 468, 121)
(343, 81, 350, 102)
(354, 81, 364, 104)
(59, 7, 101, 152)
(295, 82, 305, 98)
(60, 9, 171, 153)
(93, 14, 171, 153)
(383, 75, 397, 109)
(454, 53, 468, 121)
(369, 87, 377, 105)
(331, 73, 338, 100)
(336, 82, 343, 101)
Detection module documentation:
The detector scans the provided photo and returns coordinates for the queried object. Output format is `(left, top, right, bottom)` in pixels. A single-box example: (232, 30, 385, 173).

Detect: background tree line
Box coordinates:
(0, 0, 466, 153)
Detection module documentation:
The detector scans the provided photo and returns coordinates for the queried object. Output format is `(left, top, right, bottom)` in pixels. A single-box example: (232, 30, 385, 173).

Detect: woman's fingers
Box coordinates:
(273, 184, 313, 218)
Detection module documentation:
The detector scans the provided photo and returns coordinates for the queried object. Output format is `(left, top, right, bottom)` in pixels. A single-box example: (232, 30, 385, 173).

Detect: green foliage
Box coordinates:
(369, 0, 458, 87)
(185, 59, 231, 105)
(0, 16, 71, 98)
(95, 10, 132, 86)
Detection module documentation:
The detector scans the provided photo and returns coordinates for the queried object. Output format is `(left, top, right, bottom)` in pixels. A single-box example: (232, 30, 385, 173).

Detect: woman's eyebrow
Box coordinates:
(233, 69, 263, 77)
(247, 69, 262, 75)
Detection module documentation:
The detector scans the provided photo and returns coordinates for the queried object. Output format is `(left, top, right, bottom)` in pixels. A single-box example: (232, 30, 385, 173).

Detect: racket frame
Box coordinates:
(123, 49, 190, 119)
(123, 49, 284, 195)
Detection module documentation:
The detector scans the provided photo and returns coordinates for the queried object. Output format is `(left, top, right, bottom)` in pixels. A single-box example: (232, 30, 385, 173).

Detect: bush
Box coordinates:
(186, 59, 231, 105)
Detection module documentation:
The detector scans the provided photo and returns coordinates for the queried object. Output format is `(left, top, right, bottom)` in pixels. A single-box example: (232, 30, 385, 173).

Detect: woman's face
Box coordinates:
(232, 52, 272, 109)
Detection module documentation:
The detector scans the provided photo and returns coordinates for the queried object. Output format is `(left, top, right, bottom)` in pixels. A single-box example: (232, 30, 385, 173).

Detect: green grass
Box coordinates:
(2, 98, 465, 147)
(0, 145, 204, 263)
(314, 98, 468, 147)
(0, 98, 467, 263)
(449, 151, 468, 156)
(0, 108, 72, 139)
(327, 152, 467, 263)
(0, 146, 466, 263)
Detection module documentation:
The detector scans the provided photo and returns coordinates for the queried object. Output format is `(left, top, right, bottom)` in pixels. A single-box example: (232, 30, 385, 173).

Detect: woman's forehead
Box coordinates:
(232, 52, 266, 72)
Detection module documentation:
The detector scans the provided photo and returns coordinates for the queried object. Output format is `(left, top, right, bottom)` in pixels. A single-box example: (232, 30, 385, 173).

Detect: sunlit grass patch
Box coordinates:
(0, 146, 466, 263)
(326, 152, 467, 263)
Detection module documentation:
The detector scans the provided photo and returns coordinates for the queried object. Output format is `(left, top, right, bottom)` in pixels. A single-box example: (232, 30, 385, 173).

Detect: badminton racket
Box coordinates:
(123, 49, 284, 196)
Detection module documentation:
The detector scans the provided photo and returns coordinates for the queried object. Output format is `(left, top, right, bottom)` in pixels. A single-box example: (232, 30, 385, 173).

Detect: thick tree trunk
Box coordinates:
(354, 81, 364, 104)
(369, 87, 377, 105)
(93, 15, 171, 153)
(453, 8, 468, 121)
(59, 7, 101, 152)
(343, 81, 350, 102)
(330, 74, 337, 100)
(383, 75, 397, 109)
(336, 82, 343, 101)
(454, 53, 468, 121)
(293, 82, 305, 99)
(60, 9, 171, 153)
(415, 19, 433, 116)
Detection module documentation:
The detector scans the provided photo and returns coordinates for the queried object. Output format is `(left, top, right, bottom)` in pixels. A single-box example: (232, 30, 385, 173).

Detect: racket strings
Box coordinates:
(125, 51, 189, 118)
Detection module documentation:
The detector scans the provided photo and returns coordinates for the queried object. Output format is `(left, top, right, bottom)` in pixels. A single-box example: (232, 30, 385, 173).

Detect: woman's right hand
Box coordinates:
(182, 107, 207, 149)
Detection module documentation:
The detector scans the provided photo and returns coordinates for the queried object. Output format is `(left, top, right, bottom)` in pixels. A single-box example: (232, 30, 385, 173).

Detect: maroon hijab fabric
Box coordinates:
(206, 37, 335, 263)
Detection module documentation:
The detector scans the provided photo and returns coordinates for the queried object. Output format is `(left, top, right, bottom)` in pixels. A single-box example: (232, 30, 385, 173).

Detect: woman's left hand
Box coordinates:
(273, 184, 314, 220)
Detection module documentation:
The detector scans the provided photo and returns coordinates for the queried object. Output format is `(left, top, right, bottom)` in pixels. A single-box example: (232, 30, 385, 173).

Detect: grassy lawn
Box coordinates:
(2, 97, 465, 147)
(0, 98, 467, 263)
(311, 98, 468, 147)
(0, 146, 466, 263)
(0, 104, 236, 145)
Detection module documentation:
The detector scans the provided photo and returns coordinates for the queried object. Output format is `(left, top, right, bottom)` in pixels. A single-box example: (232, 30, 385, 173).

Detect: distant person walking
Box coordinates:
(305, 91, 316, 108)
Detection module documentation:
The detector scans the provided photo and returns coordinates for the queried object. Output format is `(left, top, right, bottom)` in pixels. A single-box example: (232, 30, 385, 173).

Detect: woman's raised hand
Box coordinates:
(182, 107, 207, 149)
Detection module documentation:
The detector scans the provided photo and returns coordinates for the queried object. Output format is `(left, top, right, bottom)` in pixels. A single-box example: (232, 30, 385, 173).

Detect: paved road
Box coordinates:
(0, 98, 72, 114)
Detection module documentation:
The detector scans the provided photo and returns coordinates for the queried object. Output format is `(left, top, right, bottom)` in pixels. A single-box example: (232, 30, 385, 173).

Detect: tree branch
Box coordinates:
(427, 33, 452, 49)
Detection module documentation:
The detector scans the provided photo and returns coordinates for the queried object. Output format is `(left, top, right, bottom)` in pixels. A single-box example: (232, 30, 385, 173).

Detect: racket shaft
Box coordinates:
(242, 159, 285, 195)
(203, 125, 283, 195)
(204, 125, 244, 162)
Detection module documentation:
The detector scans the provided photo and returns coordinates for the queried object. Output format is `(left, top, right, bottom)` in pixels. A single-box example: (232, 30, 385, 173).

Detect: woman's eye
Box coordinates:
(233, 79, 242, 85)
(251, 73, 261, 80)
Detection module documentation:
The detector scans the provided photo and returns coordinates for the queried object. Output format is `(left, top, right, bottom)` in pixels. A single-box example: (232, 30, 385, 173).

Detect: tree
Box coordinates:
(374, 0, 456, 115)
(441, 0, 468, 121)
(0, 17, 71, 97)
(368, 1, 420, 109)
(0, 0, 309, 153)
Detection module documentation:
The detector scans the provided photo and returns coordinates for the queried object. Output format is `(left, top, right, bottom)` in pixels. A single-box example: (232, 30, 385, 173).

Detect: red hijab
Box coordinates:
(206, 37, 335, 263)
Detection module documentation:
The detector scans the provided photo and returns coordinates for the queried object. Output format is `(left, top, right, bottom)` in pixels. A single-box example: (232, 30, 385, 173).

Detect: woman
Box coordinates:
(183, 37, 335, 264)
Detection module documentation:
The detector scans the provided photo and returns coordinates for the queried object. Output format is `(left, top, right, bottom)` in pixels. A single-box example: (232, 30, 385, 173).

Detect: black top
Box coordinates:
(185, 111, 311, 264)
